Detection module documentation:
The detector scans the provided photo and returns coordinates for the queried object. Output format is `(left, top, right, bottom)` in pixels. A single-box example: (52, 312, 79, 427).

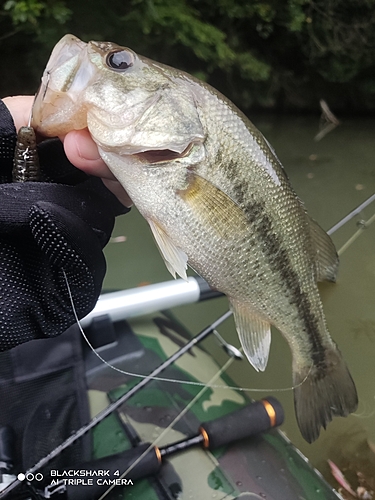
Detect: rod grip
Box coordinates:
(200, 397, 284, 450)
(64, 443, 160, 500)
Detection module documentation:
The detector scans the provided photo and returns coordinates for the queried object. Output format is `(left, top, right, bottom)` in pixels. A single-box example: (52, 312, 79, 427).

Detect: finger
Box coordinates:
(63, 129, 116, 179)
(63, 129, 132, 208)
(2, 95, 34, 130)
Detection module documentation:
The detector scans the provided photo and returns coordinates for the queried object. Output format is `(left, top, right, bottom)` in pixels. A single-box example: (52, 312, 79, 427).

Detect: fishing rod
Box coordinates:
(0, 310, 233, 499)
(80, 276, 223, 327)
(327, 193, 375, 235)
(31, 397, 283, 500)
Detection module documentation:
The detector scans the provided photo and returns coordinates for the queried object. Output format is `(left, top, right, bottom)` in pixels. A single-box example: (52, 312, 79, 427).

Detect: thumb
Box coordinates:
(63, 129, 133, 208)
(63, 129, 110, 177)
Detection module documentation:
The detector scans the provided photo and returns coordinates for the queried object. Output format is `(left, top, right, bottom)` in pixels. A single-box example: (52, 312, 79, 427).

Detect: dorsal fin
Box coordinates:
(308, 216, 339, 282)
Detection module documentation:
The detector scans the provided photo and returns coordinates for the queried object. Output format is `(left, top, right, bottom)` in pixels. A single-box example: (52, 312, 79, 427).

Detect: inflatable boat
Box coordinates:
(0, 277, 343, 500)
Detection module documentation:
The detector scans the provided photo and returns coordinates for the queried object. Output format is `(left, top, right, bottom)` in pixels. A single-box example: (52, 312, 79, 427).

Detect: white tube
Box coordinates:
(80, 277, 202, 327)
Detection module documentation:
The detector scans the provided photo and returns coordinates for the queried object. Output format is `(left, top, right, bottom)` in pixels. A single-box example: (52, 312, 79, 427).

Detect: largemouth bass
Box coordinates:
(32, 34, 358, 443)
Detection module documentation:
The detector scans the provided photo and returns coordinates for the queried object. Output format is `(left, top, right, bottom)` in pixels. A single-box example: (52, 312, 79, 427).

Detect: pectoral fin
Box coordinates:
(229, 299, 271, 372)
(308, 216, 339, 282)
(179, 172, 249, 237)
(148, 219, 188, 281)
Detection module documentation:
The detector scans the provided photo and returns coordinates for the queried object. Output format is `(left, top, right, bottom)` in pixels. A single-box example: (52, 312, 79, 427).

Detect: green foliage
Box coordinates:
(302, 0, 375, 84)
(3, 0, 70, 30)
(122, 0, 270, 82)
(237, 52, 270, 81)
(125, 0, 235, 65)
(4, 0, 44, 25)
(1, 0, 375, 112)
(286, 0, 308, 32)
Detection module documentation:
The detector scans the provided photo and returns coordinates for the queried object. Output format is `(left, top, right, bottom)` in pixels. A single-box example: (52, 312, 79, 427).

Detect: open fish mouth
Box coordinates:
(135, 142, 196, 163)
(32, 35, 94, 135)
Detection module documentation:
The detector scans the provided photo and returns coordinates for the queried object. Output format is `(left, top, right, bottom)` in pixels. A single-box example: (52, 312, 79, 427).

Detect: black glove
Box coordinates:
(0, 100, 129, 350)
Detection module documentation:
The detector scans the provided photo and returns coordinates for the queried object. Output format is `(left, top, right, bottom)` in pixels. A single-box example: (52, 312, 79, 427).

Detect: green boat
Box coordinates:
(0, 276, 343, 500)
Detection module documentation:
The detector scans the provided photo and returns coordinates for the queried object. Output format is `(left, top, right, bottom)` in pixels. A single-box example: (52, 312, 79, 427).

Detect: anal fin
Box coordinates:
(148, 218, 188, 281)
(229, 299, 271, 372)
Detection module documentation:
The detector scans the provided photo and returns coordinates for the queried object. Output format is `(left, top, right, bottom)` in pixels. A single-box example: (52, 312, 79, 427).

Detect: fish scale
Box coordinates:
(32, 34, 358, 443)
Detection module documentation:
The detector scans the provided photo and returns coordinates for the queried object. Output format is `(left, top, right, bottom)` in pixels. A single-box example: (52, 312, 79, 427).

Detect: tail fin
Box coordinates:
(293, 348, 358, 443)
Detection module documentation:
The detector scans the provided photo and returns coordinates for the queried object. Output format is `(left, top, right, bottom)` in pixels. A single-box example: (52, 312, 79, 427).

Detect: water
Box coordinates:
(102, 113, 375, 486)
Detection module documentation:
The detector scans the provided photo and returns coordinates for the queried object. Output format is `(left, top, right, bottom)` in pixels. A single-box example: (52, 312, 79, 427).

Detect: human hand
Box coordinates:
(0, 96, 128, 350)
(2, 95, 132, 207)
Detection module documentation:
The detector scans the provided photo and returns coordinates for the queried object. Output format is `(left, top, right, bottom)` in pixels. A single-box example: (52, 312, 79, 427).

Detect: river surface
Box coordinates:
(102, 113, 375, 488)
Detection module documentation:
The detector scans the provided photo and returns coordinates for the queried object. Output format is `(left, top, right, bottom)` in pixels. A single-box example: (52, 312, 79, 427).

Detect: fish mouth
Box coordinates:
(135, 143, 196, 163)
(96, 138, 199, 162)
(32, 35, 93, 134)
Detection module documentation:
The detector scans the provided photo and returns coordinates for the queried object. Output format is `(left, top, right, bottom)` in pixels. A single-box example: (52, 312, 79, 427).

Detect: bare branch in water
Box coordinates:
(314, 99, 341, 141)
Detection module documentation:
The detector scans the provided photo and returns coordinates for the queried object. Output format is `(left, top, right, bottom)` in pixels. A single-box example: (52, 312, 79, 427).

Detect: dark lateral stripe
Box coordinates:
(218, 155, 326, 368)
(225, 168, 327, 368)
(247, 201, 326, 369)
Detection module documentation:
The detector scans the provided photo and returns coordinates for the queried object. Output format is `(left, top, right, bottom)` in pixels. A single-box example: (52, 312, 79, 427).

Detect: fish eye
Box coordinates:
(106, 50, 134, 71)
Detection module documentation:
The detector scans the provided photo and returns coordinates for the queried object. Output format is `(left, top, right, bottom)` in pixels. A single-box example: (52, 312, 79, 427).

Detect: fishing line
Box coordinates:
(63, 189, 375, 398)
(0, 272, 300, 499)
(80, 195, 373, 499)
(352, 400, 375, 420)
(98, 354, 236, 500)
(61, 151, 374, 397)
(62, 269, 309, 394)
